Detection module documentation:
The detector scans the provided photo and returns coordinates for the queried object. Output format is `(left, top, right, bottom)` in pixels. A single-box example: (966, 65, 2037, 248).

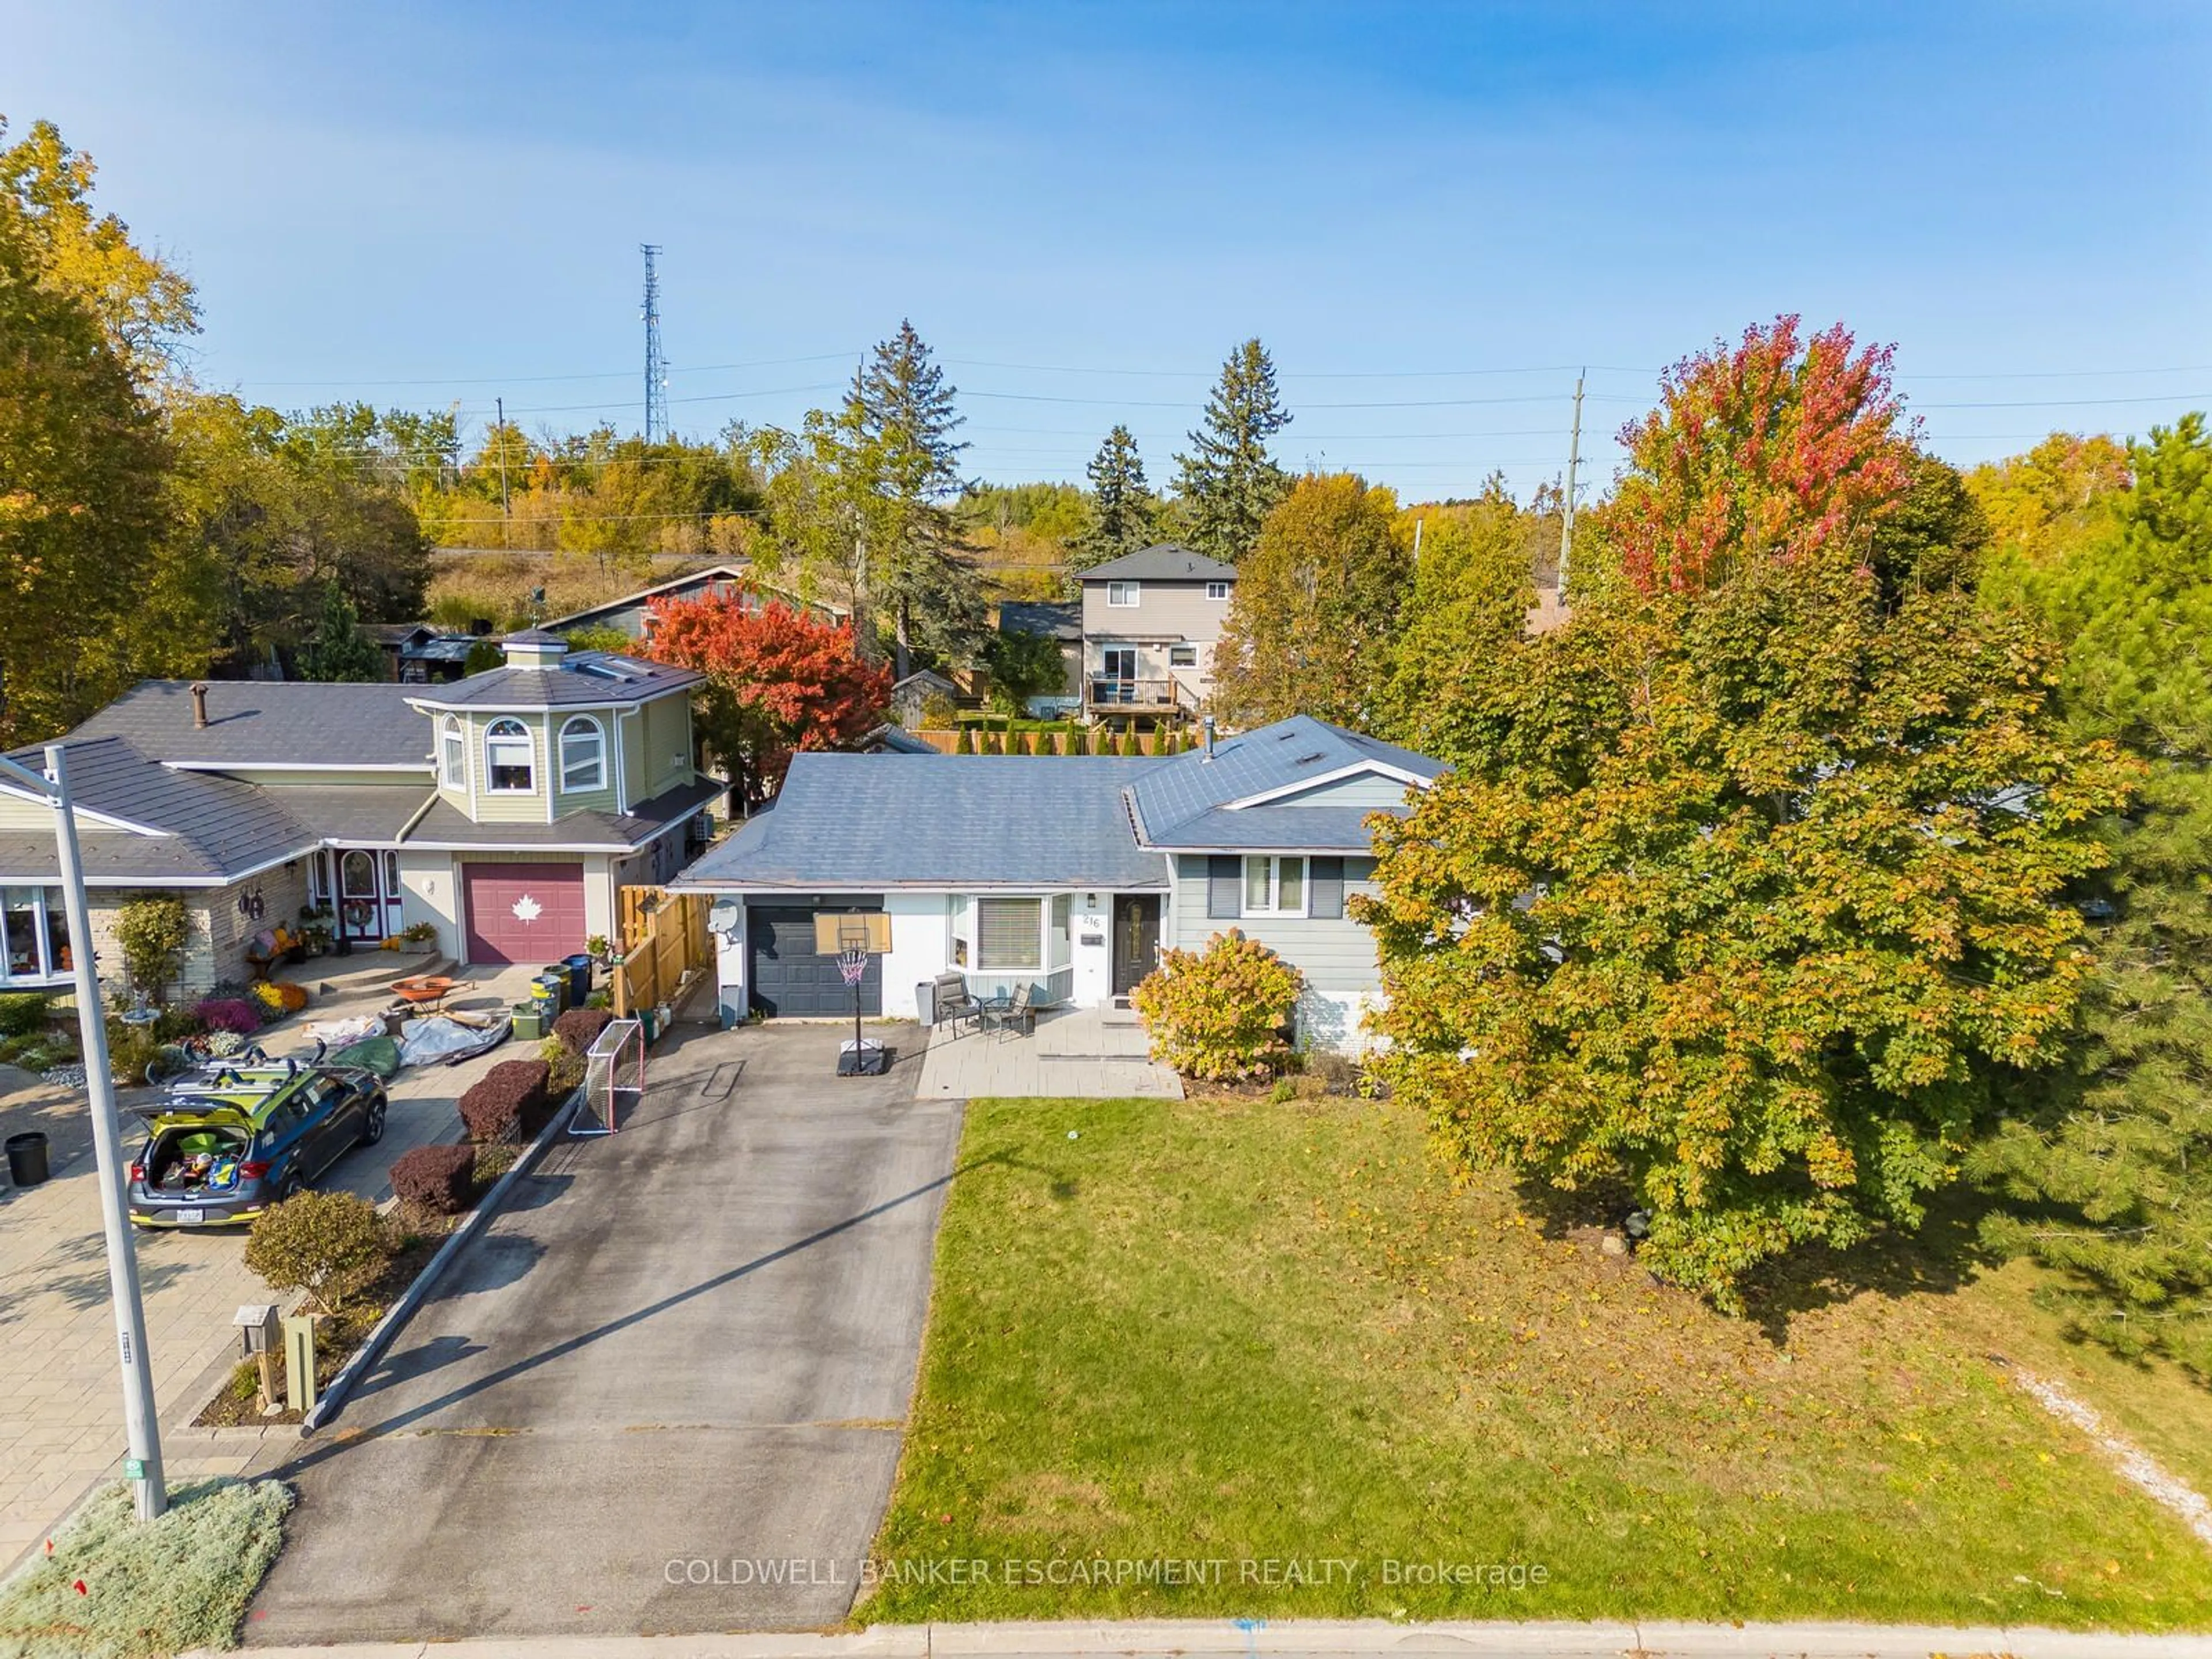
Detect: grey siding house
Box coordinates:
(673, 715, 1443, 1050)
(1074, 544, 1238, 721)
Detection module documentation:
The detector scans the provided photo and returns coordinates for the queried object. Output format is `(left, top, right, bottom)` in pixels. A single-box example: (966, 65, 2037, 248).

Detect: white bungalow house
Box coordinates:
(672, 715, 1443, 1052)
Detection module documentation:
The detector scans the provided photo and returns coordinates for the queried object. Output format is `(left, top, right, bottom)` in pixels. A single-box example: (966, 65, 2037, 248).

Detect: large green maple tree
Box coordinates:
(1359, 319, 2136, 1306)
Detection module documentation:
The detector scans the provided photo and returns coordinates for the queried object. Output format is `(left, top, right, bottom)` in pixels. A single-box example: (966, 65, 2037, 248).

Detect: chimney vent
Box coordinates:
(1201, 715, 1216, 760)
(190, 681, 210, 729)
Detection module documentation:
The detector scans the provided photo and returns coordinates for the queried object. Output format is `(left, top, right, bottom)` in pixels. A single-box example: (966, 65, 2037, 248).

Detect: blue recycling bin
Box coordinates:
(563, 952, 594, 1007)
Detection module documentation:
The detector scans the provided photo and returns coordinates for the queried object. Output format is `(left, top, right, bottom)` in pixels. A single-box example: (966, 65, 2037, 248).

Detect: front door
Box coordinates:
(335, 850, 400, 944)
(1111, 893, 1161, 998)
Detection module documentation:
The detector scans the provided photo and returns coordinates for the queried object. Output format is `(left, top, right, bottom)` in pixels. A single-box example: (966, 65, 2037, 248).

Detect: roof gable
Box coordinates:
(1124, 717, 1444, 851)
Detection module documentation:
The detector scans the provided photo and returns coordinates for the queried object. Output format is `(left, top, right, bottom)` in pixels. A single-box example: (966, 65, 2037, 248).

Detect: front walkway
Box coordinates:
(0, 964, 541, 1570)
(913, 1003, 1181, 1101)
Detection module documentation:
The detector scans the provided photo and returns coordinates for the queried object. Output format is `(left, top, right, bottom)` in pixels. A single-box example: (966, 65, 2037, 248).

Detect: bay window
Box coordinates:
(2, 886, 71, 983)
(559, 715, 606, 792)
(976, 896, 1044, 972)
(1243, 855, 1307, 917)
(440, 717, 465, 789)
(484, 718, 535, 792)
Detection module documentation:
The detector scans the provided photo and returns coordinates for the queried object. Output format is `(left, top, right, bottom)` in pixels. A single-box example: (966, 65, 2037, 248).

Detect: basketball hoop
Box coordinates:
(830, 915, 885, 1077)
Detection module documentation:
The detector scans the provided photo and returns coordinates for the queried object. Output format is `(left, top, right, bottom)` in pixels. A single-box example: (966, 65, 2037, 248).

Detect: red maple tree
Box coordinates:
(1610, 315, 1916, 596)
(643, 591, 891, 803)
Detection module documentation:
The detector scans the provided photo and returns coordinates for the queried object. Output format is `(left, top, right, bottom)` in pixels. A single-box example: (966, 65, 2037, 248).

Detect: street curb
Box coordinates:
(300, 1083, 583, 1434)
(183, 1618, 2212, 1659)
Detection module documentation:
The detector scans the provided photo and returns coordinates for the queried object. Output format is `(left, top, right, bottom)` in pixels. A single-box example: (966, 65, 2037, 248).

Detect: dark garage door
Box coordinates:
(462, 862, 588, 964)
(747, 903, 883, 1018)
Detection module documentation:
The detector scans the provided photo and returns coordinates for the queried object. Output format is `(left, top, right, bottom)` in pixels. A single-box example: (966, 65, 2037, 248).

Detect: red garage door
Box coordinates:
(461, 862, 587, 964)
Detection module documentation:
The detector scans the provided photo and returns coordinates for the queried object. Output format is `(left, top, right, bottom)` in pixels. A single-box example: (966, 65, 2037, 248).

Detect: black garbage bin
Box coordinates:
(6, 1130, 49, 1188)
(563, 952, 594, 1008)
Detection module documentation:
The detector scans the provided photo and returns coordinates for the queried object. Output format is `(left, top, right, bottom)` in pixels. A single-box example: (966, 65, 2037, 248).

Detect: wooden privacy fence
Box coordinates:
(611, 887, 712, 1019)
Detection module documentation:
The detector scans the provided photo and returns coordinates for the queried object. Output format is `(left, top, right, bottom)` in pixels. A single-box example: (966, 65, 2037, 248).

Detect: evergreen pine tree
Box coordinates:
(955, 725, 976, 755)
(1175, 339, 1293, 563)
(1067, 725, 1089, 757)
(1971, 414, 2212, 1374)
(842, 320, 987, 676)
(298, 582, 385, 683)
(1073, 425, 1158, 571)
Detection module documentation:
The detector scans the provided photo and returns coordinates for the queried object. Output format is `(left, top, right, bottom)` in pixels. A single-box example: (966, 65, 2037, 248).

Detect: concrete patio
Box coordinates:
(913, 1003, 1181, 1100)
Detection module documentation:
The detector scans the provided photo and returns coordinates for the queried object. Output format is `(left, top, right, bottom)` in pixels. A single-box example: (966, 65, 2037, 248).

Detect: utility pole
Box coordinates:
(494, 396, 512, 546)
(641, 244, 668, 444)
(1557, 369, 1585, 598)
(0, 747, 166, 1522)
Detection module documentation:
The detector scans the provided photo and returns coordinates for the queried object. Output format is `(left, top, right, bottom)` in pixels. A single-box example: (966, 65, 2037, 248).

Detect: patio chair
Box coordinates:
(931, 971, 983, 1037)
(981, 982, 1037, 1040)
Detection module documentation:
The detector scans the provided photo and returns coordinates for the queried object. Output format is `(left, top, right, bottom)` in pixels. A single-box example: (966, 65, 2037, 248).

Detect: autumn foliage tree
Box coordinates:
(1359, 322, 2138, 1308)
(1608, 315, 1913, 598)
(643, 591, 891, 805)
(1211, 473, 1411, 728)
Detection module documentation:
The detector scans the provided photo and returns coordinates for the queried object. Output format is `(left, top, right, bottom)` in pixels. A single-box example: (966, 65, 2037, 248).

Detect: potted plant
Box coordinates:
(586, 933, 612, 969)
(399, 920, 439, 952)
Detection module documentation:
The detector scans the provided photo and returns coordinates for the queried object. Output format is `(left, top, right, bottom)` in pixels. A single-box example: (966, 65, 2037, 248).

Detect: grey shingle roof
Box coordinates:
(1075, 544, 1239, 584)
(677, 755, 1171, 891)
(998, 600, 1082, 642)
(404, 777, 722, 850)
(408, 652, 700, 710)
(65, 681, 433, 767)
(0, 737, 317, 882)
(257, 785, 435, 844)
(1126, 715, 1443, 851)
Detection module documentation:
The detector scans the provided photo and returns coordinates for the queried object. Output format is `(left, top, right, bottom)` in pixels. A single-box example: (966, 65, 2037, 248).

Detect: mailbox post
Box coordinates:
(234, 1304, 281, 1412)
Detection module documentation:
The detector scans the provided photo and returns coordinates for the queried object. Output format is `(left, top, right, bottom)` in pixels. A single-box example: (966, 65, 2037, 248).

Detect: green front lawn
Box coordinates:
(865, 1094, 2212, 1627)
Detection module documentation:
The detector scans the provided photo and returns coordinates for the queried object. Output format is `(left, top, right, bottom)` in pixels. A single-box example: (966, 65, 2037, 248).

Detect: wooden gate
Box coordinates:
(610, 887, 713, 1019)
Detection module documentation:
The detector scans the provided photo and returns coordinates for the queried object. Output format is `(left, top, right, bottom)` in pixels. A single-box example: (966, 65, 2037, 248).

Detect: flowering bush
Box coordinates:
(194, 998, 263, 1036)
(1130, 929, 1305, 1082)
(204, 1031, 245, 1058)
(248, 982, 287, 1018)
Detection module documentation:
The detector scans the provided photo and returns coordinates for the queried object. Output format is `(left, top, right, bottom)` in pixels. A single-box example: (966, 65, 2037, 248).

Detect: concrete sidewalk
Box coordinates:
(201, 1618, 2212, 1658)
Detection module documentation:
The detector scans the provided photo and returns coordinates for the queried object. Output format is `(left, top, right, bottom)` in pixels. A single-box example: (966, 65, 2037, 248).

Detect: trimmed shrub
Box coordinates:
(0, 992, 50, 1037)
(541, 1035, 585, 1097)
(955, 726, 977, 755)
(244, 1190, 393, 1315)
(552, 1006, 611, 1055)
(104, 1018, 163, 1086)
(113, 893, 192, 1002)
(153, 1005, 207, 1042)
(1130, 928, 1306, 1082)
(390, 1143, 476, 1214)
(194, 997, 263, 1035)
(459, 1058, 551, 1143)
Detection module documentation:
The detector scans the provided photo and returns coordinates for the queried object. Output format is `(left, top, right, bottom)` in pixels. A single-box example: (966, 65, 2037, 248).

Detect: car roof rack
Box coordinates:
(162, 1055, 304, 1102)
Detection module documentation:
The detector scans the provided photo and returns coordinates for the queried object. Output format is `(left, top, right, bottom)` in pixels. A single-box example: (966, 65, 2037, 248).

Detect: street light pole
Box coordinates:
(12, 744, 167, 1520)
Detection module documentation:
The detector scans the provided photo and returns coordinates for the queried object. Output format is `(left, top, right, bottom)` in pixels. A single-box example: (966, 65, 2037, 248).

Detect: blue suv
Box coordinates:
(128, 1059, 387, 1230)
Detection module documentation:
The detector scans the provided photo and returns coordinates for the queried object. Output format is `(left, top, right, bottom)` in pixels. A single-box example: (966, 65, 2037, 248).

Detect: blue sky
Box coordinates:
(5, 1, 2207, 500)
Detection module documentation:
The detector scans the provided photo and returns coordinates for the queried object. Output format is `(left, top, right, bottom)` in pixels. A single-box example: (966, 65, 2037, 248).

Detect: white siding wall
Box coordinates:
(882, 892, 952, 1020)
(1169, 853, 1385, 1053)
(396, 850, 460, 959)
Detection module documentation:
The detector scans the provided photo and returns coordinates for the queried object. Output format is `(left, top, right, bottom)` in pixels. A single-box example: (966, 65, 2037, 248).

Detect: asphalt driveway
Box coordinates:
(245, 1021, 961, 1641)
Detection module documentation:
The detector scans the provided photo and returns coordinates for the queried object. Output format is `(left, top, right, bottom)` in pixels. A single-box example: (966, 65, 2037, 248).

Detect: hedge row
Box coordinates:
(551, 1006, 611, 1055)
(459, 1058, 552, 1145)
(389, 1143, 475, 1214)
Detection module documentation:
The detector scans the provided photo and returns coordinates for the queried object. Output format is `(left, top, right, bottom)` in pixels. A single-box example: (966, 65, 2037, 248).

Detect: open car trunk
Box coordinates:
(146, 1124, 252, 1196)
